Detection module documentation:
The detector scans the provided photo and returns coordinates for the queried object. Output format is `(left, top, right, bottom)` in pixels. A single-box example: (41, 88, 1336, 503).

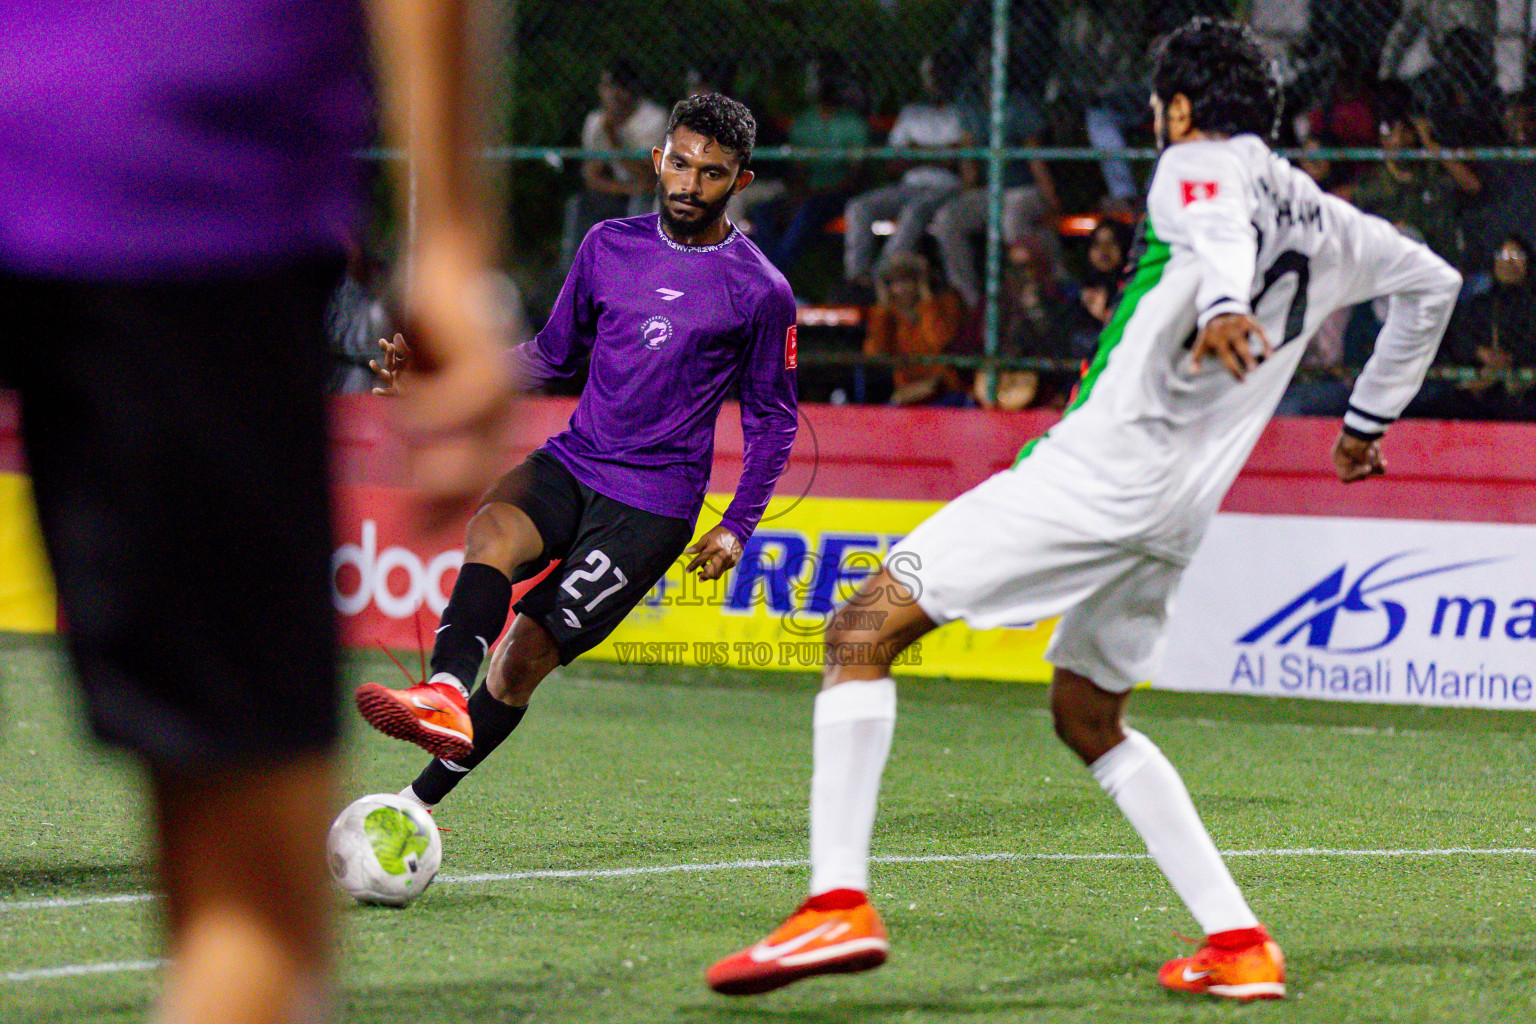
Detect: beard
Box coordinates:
(656, 180, 732, 240)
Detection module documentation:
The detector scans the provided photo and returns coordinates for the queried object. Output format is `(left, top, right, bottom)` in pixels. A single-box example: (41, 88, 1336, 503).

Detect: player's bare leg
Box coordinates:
(356, 498, 544, 761)
(1050, 668, 1284, 999)
(708, 568, 934, 995)
(150, 753, 335, 1024)
(484, 613, 561, 705)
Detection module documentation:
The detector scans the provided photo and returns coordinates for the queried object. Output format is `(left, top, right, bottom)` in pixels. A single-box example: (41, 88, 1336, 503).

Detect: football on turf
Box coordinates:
(326, 793, 441, 907)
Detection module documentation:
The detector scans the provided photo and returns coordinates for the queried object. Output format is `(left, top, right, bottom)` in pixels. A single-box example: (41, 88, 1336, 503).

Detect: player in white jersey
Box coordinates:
(708, 18, 1461, 1002)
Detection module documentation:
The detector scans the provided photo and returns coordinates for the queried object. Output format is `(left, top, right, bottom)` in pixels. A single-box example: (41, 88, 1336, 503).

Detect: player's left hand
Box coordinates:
(685, 526, 744, 581)
(1191, 313, 1272, 382)
(370, 333, 411, 397)
(1332, 431, 1386, 484)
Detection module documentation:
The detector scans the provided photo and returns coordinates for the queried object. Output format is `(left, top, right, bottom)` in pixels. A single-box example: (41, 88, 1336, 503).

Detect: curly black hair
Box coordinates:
(667, 92, 756, 167)
(1154, 17, 1278, 140)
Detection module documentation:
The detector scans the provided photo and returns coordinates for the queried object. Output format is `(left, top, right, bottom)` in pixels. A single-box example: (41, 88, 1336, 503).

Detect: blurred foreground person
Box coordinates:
(0, 2, 511, 1021)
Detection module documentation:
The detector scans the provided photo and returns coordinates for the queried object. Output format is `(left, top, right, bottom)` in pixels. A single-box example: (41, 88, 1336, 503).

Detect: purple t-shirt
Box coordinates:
(0, 1, 372, 279)
(516, 215, 799, 542)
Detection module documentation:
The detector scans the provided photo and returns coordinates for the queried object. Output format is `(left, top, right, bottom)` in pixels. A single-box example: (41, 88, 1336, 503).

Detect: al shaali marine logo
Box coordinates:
(1239, 550, 1505, 654)
(641, 315, 674, 350)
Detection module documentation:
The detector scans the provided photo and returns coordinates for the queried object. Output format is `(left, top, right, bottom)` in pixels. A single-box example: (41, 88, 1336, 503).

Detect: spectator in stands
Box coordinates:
(975, 239, 1079, 411)
(326, 235, 392, 393)
(1275, 305, 1355, 416)
(844, 55, 973, 291)
(864, 253, 968, 406)
(1354, 84, 1482, 269)
(930, 47, 1063, 310)
(752, 56, 870, 274)
(1379, 1, 1495, 92)
(1465, 91, 1536, 277)
(558, 60, 669, 275)
(1297, 132, 1360, 202)
(1066, 218, 1132, 360)
(1297, 43, 1378, 199)
(1441, 234, 1536, 419)
(1057, 0, 1151, 212)
(944, 0, 1060, 103)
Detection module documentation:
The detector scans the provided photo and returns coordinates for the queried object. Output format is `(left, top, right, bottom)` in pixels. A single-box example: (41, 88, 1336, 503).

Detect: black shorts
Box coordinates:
(0, 260, 342, 767)
(487, 450, 694, 664)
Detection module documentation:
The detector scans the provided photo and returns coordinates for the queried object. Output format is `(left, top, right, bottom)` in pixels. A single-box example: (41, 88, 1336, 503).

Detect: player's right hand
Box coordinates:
(1331, 431, 1386, 484)
(1191, 312, 1272, 382)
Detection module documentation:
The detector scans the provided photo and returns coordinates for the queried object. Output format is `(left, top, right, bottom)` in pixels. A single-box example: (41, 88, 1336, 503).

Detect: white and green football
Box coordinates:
(326, 793, 441, 907)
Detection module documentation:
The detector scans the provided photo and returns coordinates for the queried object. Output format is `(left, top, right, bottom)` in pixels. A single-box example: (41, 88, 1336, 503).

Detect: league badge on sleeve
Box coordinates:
(1181, 180, 1220, 205)
(785, 324, 798, 370)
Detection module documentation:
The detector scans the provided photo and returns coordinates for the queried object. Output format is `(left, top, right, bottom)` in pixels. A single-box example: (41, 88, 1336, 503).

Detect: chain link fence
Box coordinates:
(337, 1, 1536, 419)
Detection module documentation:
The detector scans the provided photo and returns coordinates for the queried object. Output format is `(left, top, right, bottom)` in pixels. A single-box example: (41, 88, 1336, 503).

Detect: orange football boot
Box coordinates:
(1158, 925, 1286, 1000)
(707, 893, 888, 996)
(355, 680, 473, 762)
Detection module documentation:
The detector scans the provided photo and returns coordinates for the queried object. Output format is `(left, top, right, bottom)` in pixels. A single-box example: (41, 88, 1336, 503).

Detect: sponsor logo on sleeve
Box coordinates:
(785, 324, 798, 370)
(1180, 180, 1220, 205)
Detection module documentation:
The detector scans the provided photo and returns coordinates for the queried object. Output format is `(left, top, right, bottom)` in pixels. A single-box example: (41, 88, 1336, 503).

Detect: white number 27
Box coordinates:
(560, 549, 629, 612)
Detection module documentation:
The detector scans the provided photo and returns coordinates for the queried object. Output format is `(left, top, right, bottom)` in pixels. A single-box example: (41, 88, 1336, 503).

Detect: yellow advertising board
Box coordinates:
(594, 495, 1057, 682)
(0, 473, 56, 633)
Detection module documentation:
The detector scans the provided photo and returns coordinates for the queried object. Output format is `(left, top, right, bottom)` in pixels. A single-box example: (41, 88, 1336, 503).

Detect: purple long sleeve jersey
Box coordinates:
(517, 215, 799, 543)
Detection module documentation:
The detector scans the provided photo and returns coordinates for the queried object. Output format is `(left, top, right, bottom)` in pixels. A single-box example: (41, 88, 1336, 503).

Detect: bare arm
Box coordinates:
(583, 158, 636, 196)
(1412, 117, 1481, 196)
(367, 0, 515, 516)
(958, 130, 980, 189)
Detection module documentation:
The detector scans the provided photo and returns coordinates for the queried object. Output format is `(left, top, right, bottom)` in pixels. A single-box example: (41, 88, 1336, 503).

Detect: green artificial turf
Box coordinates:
(4, 641, 1534, 1022)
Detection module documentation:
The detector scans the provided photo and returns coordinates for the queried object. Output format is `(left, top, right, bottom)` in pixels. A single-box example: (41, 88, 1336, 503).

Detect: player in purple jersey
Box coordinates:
(357, 93, 800, 811)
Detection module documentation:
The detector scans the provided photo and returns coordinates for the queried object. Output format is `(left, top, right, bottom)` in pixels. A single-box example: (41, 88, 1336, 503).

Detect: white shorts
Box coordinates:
(888, 465, 1187, 693)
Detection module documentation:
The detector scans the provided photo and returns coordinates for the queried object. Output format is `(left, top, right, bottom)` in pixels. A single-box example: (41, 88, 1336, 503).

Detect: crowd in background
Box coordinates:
(331, 0, 1536, 422)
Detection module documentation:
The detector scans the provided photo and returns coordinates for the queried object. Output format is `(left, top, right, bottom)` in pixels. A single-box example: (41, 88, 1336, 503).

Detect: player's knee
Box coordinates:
(464, 503, 541, 575)
(823, 598, 888, 650)
(1049, 673, 1125, 763)
(488, 654, 556, 709)
(486, 618, 559, 705)
(1050, 702, 1123, 764)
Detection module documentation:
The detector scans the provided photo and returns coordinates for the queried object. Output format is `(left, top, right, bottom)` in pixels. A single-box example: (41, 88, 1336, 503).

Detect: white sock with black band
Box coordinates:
(808, 678, 898, 897)
(1091, 728, 1260, 936)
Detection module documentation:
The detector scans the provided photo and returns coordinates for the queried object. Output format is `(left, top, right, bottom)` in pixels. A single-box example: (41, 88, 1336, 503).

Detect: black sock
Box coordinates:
(410, 686, 528, 804)
(429, 562, 512, 687)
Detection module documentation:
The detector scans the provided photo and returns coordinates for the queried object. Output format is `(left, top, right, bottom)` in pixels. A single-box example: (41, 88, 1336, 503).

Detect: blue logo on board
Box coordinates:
(1239, 551, 1504, 653)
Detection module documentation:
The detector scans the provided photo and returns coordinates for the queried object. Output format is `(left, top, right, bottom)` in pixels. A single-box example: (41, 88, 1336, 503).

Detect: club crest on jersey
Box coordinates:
(641, 315, 674, 351)
(1181, 180, 1220, 205)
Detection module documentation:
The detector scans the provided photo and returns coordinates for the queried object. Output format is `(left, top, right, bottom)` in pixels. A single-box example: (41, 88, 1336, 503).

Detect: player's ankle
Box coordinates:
(805, 888, 867, 911)
(428, 672, 469, 699)
(1207, 925, 1267, 950)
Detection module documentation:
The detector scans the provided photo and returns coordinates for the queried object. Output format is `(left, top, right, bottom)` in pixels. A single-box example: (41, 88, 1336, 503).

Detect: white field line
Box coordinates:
(3, 959, 164, 983)
(6, 845, 1534, 986)
(4, 845, 1533, 918)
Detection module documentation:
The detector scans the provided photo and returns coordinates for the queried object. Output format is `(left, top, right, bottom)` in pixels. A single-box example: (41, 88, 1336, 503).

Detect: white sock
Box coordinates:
(1091, 728, 1259, 936)
(808, 679, 897, 896)
(428, 671, 469, 699)
(397, 784, 435, 811)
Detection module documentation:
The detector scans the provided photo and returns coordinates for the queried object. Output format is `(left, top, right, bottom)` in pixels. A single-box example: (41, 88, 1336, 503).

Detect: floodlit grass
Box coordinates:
(4, 641, 1535, 1022)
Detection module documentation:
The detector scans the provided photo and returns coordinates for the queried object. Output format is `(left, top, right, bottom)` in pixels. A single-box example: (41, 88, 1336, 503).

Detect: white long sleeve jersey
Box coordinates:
(1019, 134, 1462, 562)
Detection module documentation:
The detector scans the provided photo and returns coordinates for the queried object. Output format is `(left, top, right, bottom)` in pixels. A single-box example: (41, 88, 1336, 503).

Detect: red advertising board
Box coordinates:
(4, 392, 1535, 649)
